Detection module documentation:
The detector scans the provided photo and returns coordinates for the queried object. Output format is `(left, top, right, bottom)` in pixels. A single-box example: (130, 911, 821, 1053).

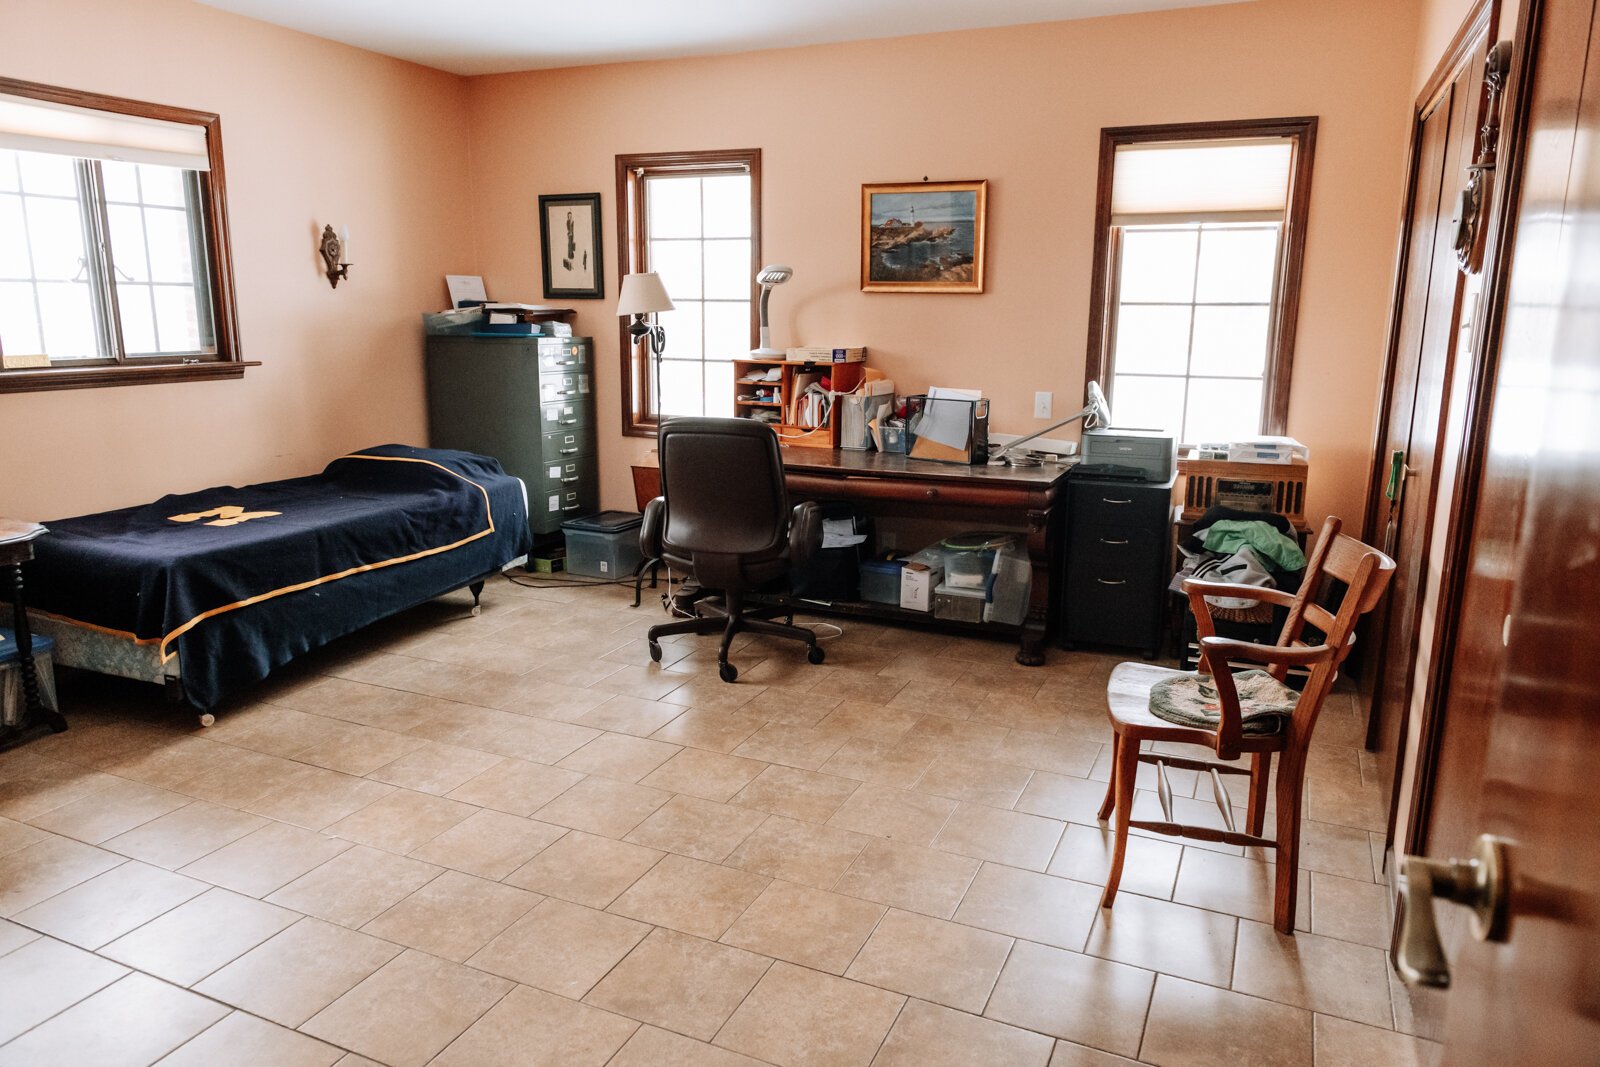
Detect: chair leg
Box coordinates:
(1271, 750, 1307, 934)
(1097, 734, 1121, 821)
(1099, 733, 1140, 910)
(1247, 751, 1272, 838)
(718, 590, 745, 668)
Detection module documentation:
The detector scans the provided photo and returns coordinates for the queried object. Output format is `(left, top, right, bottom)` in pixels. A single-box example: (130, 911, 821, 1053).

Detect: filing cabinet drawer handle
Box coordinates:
(1102, 497, 1134, 505)
(559, 448, 579, 455)
(554, 359, 577, 366)
(555, 390, 577, 396)
(562, 504, 582, 511)
(1096, 578, 1127, 586)
(1100, 537, 1130, 545)
(560, 477, 579, 484)
(559, 419, 577, 426)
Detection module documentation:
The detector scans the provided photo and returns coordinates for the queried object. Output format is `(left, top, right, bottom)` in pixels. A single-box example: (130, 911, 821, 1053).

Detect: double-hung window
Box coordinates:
(616, 149, 759, 435)
(1086, 119, 1316, 444)
(0, 78, 242, 393)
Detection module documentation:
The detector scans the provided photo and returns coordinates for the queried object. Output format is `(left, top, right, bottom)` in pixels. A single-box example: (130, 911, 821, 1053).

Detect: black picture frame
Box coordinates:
(538, 192, 604, 299)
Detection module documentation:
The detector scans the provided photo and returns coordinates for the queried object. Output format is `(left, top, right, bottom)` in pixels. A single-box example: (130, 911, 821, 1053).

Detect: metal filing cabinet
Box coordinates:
(1061, 472, 1175, 657)
(424, 335, 597, 539)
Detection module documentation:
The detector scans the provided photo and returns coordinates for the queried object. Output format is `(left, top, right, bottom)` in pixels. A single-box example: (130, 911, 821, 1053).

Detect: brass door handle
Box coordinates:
(1396, 833, 1512, 988)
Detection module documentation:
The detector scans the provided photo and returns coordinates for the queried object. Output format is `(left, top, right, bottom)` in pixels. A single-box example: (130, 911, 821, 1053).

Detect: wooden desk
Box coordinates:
(779, 450, 1070, 665)
(1, 519, 66, 740)
(630, 449, 1072, 664)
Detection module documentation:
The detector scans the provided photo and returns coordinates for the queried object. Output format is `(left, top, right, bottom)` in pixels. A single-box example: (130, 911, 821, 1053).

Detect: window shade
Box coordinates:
(1111, 138, 1291, 223)
(0, 93, 210, 171)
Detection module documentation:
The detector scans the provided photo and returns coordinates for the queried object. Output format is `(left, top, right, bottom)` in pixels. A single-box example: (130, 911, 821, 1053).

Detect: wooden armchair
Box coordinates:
(1096, 516, 1395, 933)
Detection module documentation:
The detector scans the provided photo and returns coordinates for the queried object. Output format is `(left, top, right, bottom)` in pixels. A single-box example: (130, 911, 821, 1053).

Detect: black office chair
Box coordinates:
(641, 417, 825, 682)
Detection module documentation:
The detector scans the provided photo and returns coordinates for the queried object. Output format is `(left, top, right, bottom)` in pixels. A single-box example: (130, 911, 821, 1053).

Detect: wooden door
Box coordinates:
(1405, 0, 1600, 1058)
(1363, 30, 1487, 839)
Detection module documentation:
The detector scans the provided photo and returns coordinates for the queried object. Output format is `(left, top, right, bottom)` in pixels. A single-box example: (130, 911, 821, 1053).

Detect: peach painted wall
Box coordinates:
(1, 0, 474, 520)
(465, 0, 1422, 528)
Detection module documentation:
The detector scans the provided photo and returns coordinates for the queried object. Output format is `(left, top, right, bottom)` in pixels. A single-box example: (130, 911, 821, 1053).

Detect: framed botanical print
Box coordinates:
(861, 180, 988, 293)
(539, 192, 604, 299)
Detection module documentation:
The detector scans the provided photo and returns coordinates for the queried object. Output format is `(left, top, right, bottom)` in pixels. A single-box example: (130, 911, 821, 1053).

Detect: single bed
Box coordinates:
(10, 444, 532, 720)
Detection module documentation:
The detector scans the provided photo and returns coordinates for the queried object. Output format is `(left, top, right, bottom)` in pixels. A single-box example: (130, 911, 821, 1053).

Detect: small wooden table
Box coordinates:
(1, 519, 67, 739)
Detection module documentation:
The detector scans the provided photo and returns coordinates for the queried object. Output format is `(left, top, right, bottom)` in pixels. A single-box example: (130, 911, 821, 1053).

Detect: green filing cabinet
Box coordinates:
(424, 335, 598, 539)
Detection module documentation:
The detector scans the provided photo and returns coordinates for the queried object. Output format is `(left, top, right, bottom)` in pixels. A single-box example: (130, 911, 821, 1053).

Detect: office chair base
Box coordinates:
(646, 593, 822, 683)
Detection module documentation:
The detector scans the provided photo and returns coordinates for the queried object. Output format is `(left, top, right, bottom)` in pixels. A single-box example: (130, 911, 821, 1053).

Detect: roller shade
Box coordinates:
(1112, 138, 1291, 224)
(0, 92, 210, 171)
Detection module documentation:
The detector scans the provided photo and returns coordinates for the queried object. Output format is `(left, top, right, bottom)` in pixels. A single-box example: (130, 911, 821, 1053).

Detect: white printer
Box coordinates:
(1077, 427, 1175, 482)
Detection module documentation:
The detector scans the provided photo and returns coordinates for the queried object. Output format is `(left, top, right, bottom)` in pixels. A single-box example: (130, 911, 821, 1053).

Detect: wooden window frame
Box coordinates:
(615, 148, 761, 438)
(0, 77, 249, 394)
(1084, 117, 1317, 439)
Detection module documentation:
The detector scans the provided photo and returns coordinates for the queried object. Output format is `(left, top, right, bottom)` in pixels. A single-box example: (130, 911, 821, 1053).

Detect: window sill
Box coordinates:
(0, 360, 259, 394)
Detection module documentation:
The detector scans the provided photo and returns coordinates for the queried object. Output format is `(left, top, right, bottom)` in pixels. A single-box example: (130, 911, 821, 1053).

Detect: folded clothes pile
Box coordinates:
(1173, 507, 1306, 623)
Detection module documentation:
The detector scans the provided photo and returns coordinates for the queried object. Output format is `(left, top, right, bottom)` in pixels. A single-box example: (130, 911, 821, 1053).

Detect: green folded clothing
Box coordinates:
(1201, 520, 1307, 572)
(1148, 670, 1298, 736)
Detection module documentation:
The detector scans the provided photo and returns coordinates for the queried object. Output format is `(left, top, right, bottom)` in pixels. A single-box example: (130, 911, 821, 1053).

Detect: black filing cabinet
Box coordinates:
(1062, 473, 1175, 656)
(425, 335, 597, 539)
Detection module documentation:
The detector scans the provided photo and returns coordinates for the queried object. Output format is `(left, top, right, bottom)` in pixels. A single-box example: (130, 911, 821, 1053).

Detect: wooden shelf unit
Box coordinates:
(730, 357, 867, 449)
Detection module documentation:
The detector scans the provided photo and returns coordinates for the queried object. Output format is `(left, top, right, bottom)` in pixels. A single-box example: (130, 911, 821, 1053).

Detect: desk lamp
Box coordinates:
(617, 271, 675, 413)
(988, 380, 1112, 466)
(751, 264, 793, 356)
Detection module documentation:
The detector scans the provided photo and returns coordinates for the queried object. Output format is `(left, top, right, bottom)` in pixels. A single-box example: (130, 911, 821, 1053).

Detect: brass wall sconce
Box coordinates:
(319, 224, 351, 288)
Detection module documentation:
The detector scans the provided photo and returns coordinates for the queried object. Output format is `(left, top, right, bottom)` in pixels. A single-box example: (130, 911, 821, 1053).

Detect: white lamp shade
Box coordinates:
(616, 272, 675, 316)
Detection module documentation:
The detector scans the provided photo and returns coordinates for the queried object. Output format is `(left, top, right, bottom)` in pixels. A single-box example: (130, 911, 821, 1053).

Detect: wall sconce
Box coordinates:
(319, 224, 351, 289)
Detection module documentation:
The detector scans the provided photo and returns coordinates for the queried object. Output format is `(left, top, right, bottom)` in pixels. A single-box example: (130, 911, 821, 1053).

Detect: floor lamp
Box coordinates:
(617, 272, 675, 419)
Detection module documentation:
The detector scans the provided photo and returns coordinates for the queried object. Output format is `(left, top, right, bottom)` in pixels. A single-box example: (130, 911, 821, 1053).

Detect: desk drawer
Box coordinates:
(784, 473, 1046, 511)
(1065, 569, 1164, 651)
(1069, 522, 1160, 561)
(1070, 480, 1170, 528)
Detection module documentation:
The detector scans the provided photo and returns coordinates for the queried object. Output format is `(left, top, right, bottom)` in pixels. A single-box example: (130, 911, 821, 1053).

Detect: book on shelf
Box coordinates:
(785, 346, 866, 364)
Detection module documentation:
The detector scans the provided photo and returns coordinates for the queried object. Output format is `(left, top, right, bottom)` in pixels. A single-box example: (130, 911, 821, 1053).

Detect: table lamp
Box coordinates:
(988, 380, 1113, 465)
(752, 264, 793, 356)
(617, 271, 675, 413)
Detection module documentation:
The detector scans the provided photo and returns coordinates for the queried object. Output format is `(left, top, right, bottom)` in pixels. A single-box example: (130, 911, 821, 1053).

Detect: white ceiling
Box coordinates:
(196, 0, 1248, 75)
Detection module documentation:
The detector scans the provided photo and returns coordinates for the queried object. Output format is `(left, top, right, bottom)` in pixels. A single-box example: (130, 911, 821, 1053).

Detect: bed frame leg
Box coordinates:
(469, 580, 485, 617)
(164, 677, 212, 727)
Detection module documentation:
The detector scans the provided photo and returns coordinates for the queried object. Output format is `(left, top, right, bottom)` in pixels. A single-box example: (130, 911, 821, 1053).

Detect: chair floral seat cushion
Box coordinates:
(1147, 670, 1298, 736)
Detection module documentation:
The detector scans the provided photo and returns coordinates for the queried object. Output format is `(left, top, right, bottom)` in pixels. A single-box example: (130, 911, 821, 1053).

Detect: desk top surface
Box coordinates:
(779, 448, 1074, 487)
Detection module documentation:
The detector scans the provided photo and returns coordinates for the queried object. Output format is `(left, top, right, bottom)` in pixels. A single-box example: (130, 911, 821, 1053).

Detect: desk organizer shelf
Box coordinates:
(732, 356, 867, 450)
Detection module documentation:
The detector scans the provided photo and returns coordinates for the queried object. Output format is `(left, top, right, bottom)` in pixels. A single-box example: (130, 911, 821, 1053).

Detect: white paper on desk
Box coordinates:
(916, 386, 983, 450)
(821, 518, 867, 549)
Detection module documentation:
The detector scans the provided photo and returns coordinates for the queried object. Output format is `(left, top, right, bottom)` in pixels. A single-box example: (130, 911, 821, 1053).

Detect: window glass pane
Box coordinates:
(657, 300, 703, 361)
(144, 207, 194, 283)
(0, 151, 19, 194)
(17, 153, 76, 196)
(1117, 228, 1197, 302)
(24, 197, 88, 280)
(1184, 377, 1264, 443)
(107, 203, 150, 282)
(0, 281, 42, 354)
(1112, 374, 1185, 436)
(705, 362, 734, 417)
(1190, 305, 1270, 377)
(703, 300, 751, 361)
(0, 197, 30, 277)
(658, 359, 704, 418)
(1112, 304, 1190, 375)
(137, 164, 186, 207)
(1195, 226, 1279, 303)
(649, 239, 701, 300)
(703, 239, 751, 299)
(36, 280, 97, 360)
(646, 177, 701, 239)
(117, 283, 157, 353)
(101, 161, 139, 203)
(153, 284, 201, 352)
(701, 175, 751, 238)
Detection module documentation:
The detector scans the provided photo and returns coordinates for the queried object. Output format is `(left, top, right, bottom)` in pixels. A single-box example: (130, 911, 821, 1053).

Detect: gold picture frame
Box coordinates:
(861, 179, 987, 293)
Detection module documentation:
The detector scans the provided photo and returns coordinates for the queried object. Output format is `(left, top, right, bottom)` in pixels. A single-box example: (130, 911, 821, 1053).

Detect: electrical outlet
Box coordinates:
(1034, 391, 1053, 419)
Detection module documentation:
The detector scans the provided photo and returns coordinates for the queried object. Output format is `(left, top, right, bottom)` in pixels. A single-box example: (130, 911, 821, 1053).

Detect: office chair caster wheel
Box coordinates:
(648, 640, 663, 663)
(196, 713, 215, 728)
(807, 646, 826, 665)
(718, 661, 738, 683)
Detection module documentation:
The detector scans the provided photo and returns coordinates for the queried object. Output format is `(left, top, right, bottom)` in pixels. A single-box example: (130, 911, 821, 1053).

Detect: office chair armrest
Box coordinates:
(640, 496, 666, 559)
(787, 501, 822, 570)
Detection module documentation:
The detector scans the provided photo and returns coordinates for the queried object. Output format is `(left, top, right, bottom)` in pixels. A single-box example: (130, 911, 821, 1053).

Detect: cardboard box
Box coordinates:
(900, 560, 943, 612)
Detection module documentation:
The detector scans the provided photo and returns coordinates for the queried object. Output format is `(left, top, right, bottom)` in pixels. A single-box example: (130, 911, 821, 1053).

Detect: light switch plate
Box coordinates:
(1034, 391, 1053, 419)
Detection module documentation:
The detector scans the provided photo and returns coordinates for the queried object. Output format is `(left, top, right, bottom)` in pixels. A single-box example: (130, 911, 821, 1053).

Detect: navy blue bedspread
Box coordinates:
(24, 444, 531, 710)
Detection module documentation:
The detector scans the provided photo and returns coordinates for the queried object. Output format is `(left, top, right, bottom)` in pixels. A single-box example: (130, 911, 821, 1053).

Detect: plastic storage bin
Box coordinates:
(0, 628, 58, 728)
(858, 559, 906, 604)
(933, 582, 987, 623)
(561, 511, 644, 578)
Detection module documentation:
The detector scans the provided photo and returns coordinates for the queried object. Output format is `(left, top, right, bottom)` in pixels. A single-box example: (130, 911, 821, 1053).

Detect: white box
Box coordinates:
(900, 560, 943, 612)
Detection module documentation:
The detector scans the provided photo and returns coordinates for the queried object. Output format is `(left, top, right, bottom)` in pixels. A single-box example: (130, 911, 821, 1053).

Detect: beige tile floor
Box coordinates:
(0, 575, 1445, 1067)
